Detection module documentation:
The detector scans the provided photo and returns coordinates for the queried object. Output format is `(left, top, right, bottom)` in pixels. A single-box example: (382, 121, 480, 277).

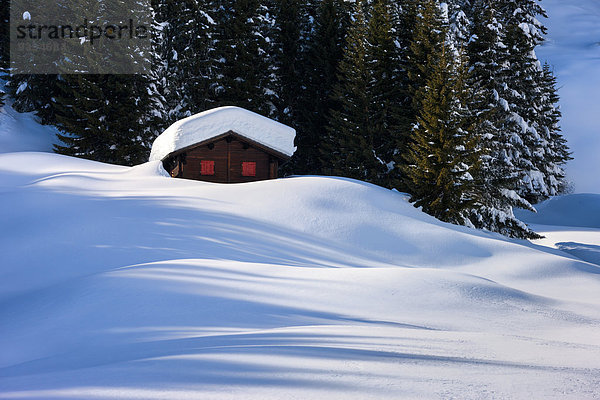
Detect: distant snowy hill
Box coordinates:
(516, 193, 600, 267)
(1, 153, 599, 399)
(516, 193, 600, 229)
(536, 0, 600, 192)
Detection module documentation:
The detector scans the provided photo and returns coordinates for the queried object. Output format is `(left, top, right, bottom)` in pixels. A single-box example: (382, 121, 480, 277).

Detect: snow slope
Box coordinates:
(537, 0, 600, 192)
(0, 80, 60, 154)
(1, 152, 600, 399)
(0, 99, 59, 155)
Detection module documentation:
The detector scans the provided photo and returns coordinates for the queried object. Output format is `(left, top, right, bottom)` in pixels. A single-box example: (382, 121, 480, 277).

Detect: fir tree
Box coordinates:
(0, 0, 8, 106)
(325, 0, 382, 182)
(367, 0, 410, 188)
(153, 0, 213, 122)
(406, 0, 447, 120)
(290, 0, 349, 175)
(465, 0, 540, 238)
(404, 40, 479, 225)
(495, 0, 564, 205)
(207, 0, 276, 116)
(54, 74, 156, 166)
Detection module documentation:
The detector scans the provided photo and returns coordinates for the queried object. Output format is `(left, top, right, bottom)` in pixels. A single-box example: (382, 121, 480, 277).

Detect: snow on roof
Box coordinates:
(149, 106, 296, 161)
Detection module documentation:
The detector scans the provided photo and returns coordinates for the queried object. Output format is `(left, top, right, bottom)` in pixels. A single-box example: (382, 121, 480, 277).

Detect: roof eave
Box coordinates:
(162, 130, 293, 162)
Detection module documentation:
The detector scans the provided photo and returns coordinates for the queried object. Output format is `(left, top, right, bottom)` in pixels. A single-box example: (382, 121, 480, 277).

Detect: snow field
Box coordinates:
(1, 152, 600, 399)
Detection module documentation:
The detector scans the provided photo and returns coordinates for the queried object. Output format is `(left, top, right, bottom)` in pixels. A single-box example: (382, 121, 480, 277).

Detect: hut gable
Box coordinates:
(150, 107, 296, 183)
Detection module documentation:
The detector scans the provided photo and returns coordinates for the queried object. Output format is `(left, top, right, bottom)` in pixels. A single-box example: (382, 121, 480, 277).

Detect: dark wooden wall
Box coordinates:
(164, 135, 280, 183)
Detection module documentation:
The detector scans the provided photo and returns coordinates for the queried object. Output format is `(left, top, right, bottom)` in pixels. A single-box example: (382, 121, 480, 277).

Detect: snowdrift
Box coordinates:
(1, 153, 600, 399)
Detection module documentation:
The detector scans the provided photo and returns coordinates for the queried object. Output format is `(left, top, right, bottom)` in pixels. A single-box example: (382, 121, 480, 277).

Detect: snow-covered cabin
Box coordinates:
(150, 106, 296, 183)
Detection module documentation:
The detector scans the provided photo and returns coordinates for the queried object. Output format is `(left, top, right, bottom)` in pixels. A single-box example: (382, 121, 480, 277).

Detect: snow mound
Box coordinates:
(149, 106, 296, 162)
(516, 193, 600, 228)
(124, 160, 171, 178)
(1, 153, 600, 399)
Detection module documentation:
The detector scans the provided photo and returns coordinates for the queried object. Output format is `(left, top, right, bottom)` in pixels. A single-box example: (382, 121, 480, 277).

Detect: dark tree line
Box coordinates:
(0, 0, 570, 238)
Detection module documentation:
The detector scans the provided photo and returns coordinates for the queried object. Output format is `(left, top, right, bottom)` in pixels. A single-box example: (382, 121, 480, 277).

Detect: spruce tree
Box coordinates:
(153, 0, 212, 122)
(271, 0, 307, 124)
(531, 63, 572, 199)
(54, 74, 156, 166)
(5, 75, 61, 124)
(406, 0, 446, 121)
(3, 0, 60, 122)
(404, 40, 479, 225)
(447, 0, 471, 52)
(0, 0, 7, 106)
(367, 0, 411, 188)
(290, 0, 349, 175)
(325, 0, 410, 185)
(207, 0, 276, 116)
(394, 0, 418, 55)
(465, 1, 540, 238)
(495, 0, 566, 205)
(51, 0, 160, 165)
(325, 0, 382, 182)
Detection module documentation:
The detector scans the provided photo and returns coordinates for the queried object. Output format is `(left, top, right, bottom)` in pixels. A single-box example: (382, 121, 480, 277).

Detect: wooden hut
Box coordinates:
(149, 106, 296, 183)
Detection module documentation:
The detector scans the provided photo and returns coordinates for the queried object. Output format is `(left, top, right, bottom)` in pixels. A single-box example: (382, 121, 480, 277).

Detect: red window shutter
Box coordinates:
(201, 160, 215, 175)
(242, 162, 256, 177)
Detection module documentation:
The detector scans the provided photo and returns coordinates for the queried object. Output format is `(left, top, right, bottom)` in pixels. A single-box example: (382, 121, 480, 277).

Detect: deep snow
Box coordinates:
(0, 2, 599, 397)
(1, 153, 599, 399)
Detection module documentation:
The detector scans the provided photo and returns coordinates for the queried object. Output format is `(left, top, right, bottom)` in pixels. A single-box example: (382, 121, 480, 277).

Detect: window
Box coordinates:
(201, 160, 215, 175)
(242, 162, 256, 177)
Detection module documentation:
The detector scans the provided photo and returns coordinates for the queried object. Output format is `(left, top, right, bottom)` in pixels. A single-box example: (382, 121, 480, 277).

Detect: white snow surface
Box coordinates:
(0, 82, 60, 154)
(1, 152, 600, 399)
(149, 106, 296, 161)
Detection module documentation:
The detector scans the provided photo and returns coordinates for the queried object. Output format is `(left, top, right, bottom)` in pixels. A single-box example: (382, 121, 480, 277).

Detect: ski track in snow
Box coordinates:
(0, 153, 599, 399)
